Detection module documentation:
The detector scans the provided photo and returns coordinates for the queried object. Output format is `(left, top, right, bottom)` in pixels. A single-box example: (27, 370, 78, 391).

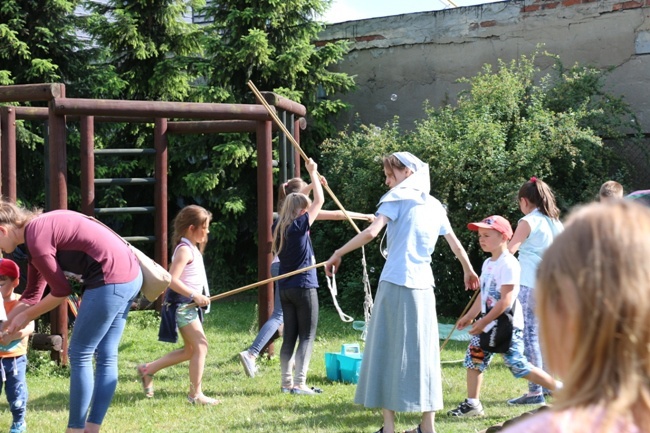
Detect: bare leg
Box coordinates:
(83, 422, 101, 433)
(467, 368, 483, 399)
(419, 412, 435, 433)
(382, 408, 396, 433)
(522, 367, 556, 391)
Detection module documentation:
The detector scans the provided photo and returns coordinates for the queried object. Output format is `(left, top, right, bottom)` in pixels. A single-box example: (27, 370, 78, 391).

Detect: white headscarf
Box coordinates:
(378, 152, 430, 205)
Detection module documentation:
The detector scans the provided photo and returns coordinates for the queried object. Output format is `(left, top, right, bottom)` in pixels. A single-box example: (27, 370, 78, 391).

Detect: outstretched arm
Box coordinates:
(316, 210, 375, 222)
(325, 214, 388, 275)
(443, 231, 480, 290)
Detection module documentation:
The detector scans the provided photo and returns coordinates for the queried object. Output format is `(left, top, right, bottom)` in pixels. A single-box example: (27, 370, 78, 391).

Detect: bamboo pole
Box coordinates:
(247, 81, 361, 235)
(440, 289, 479, 352)
(183, 262, 327, 309)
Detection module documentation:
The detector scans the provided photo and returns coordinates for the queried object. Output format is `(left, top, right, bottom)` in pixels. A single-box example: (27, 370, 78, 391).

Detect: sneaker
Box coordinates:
(239, 350, 257, 378)
(447, 399, 484, 417)
(9, 421, 26, 433)
(507, 393, 545, 405)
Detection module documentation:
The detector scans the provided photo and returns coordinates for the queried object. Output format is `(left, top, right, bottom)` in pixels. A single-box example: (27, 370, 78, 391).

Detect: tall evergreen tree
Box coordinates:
(83, 0, 205, 100)
(0, 0, 83, 86)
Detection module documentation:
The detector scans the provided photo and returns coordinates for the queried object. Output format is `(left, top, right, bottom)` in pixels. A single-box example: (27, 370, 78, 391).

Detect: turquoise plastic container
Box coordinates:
(325, 343, 363, 384)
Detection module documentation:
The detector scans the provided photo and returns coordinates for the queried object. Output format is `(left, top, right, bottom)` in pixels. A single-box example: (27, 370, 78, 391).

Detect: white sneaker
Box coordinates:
(447, 399, 485, 417)
(239, 350, 257, 378)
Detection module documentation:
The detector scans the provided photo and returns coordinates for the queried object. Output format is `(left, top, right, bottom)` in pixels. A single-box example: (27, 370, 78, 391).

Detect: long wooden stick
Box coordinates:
(440, 289, 479, 352)
(247, 81, 361, 235)
(183, 261, 328, 308)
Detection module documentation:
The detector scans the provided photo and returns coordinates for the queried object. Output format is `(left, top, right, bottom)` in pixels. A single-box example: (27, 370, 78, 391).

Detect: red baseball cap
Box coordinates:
(0, 258, 20, 280)
(468, 215, 513, 240)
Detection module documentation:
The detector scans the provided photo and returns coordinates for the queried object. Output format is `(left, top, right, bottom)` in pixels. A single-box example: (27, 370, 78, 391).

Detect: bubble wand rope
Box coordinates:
(182, 262, 328, 309)
(440, 289, 479, 352)
(248, 81, 375, 332)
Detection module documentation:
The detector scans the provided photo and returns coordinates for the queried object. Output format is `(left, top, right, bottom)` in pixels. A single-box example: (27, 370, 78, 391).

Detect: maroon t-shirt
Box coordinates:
(21, 210, 139, 305)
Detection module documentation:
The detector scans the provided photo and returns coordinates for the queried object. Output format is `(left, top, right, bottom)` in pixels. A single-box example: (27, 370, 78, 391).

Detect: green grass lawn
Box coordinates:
(9, 301, 545, 432)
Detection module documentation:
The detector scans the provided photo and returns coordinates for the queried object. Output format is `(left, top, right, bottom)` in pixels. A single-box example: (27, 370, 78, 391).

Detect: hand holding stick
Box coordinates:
(182, 261, 328, 309)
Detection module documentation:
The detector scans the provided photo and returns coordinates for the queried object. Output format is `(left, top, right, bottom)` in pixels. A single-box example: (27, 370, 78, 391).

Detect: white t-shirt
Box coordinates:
(479, 252, 524, 329)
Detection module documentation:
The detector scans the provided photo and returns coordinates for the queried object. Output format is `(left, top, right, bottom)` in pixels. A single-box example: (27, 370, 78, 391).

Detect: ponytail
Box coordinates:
(518, 177, 560, 219)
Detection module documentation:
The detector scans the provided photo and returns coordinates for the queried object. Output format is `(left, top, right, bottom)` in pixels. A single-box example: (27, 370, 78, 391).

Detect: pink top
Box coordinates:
(500, 407, 642, 433)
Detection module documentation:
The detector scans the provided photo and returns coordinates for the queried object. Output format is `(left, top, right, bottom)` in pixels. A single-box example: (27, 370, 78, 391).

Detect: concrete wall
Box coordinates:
(319, 0, 650, 133)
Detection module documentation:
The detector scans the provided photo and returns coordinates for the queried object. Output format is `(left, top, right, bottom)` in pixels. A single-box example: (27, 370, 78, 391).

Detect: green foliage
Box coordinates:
(319, 52, 642, 316)
(83, 0, 205, 101)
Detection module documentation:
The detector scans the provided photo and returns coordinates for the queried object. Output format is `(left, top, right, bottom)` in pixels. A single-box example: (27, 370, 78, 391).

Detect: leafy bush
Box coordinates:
(317, 52, 642, 316)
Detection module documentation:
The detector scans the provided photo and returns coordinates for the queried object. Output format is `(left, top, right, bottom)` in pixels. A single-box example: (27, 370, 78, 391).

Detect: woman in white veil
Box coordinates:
(326, 152, 479, 433)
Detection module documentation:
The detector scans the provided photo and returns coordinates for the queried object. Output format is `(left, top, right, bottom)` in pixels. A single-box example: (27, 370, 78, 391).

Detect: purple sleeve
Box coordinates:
(20, 261, 50, 305)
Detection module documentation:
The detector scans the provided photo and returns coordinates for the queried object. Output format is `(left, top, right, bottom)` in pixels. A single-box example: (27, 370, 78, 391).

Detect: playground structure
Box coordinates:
(0, 83, 307, 364)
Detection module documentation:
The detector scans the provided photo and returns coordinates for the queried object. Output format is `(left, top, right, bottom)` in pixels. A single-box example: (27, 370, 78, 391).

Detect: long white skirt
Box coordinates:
(354, 280, 443, 412)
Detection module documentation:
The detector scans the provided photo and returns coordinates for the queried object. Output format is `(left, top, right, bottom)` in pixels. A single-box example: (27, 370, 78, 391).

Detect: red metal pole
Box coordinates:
(53, 98, 272, 121)
(0, 107, 17, 201)
(154, 118, 168, 266)
(293, 118, 301, 177)
(0, 83, 63, 102)
(47, 85, 68, 365)
(80, 116, 95, 216)
(256, 120, 274, 356)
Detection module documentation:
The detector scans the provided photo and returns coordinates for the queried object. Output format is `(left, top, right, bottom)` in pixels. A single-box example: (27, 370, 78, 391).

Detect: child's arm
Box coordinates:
(443, 232, 480, 290)
(305, 158, 324, 225)
(457, 294, 482, 330)
(1, 319, 34, 346)
(316, 210, 375, 222)
(508, 220, 531, 254)
(169, 246, 210, 308)
(469, 284, 515, 335)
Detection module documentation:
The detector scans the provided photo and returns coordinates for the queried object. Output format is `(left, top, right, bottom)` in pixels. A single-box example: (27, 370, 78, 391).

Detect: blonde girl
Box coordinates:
(273, 158, 324, 394)
(137, 205, 219, 405)
(501, 200, 650, 432)
(238, 176, 373, 377)
(506, 177, 563, 405)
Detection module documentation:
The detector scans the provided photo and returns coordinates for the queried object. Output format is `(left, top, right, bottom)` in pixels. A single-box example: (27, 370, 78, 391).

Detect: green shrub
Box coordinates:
(317, 52, 642, 316)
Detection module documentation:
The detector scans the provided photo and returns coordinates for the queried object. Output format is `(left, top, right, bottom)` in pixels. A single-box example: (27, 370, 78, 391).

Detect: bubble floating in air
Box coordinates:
(465, 202, 473, 210)
(390, 94, 398, 101)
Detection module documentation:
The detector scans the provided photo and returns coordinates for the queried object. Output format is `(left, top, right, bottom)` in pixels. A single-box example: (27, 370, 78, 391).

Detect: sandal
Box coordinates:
(374, 428, 385, 433)
(187, 393, 221, 405)
(136, 364, 154, 398)
(403, 425, 423, 433)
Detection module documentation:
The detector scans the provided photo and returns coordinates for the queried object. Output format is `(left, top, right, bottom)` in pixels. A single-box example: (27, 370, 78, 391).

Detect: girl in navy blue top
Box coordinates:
(272, 158, 324, 394)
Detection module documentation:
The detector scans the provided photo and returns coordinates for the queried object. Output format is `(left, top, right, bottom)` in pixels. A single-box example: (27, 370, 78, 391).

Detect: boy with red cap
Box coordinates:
(0, 258, 33, 433)
(447, 216, 561, 418)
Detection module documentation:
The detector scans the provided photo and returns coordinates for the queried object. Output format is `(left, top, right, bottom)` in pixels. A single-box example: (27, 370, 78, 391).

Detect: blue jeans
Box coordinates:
(68, 270, 142, 429)
(0, 355, 27, 424)
(279, 286, 318, 388)
(518, 285, 543, 393)
(248, 262, 283, 356)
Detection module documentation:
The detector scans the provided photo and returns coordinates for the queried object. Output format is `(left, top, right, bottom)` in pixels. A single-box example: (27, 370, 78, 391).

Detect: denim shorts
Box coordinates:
(464, 328, 533, 378)
(176, 304, 200, 328)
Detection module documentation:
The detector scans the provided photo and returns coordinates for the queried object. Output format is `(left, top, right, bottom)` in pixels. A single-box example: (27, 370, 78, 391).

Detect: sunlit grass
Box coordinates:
(10, 302, 545, 432)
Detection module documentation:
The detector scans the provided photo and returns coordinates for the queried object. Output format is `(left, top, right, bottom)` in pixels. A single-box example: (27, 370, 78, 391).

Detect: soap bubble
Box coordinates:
(370, 267, 375, 273)
(442, 203, 448, 210)
(390, 94, 398, 101)
(465, 202, 473, 210)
